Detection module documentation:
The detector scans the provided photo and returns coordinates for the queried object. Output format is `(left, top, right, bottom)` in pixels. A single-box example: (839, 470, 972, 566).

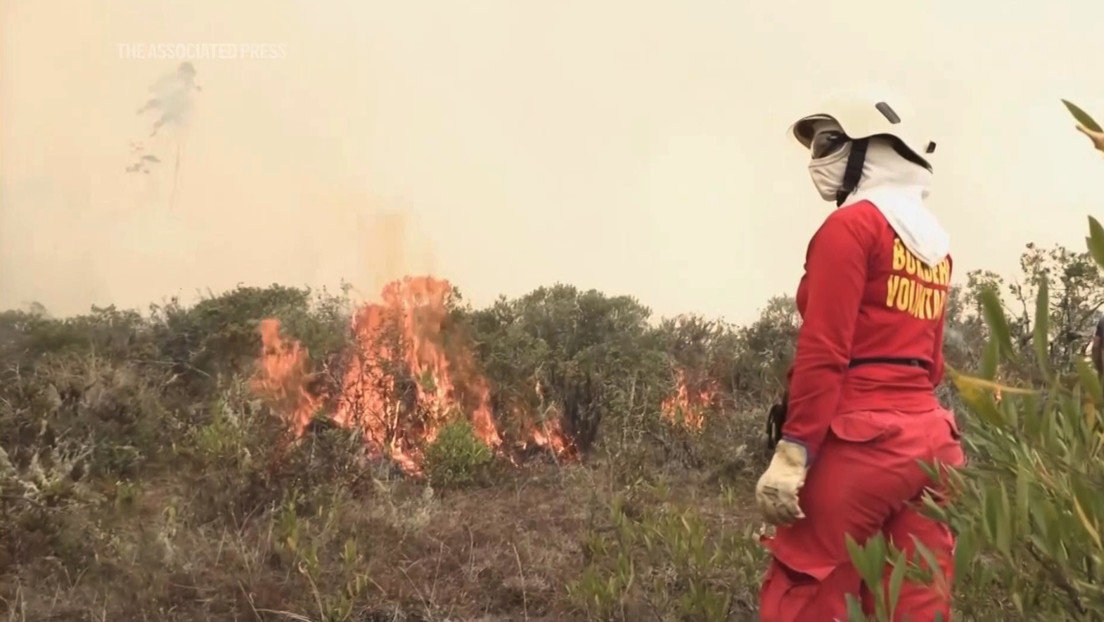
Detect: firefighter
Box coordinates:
(755, 88, 965, 621)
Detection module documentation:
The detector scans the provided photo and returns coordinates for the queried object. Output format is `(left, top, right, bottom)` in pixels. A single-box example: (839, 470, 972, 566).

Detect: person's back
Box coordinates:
(780, 137, 952, 453)
(830, 200, 951, 412)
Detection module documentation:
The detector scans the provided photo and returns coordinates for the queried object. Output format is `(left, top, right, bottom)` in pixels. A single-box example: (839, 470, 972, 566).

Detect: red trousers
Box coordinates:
(759, 407, 964, 622)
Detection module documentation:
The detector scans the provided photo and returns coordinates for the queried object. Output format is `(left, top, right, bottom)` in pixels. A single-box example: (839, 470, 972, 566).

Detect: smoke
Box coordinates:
(126, 62, 201, 210)
(138, 61, 200, 138)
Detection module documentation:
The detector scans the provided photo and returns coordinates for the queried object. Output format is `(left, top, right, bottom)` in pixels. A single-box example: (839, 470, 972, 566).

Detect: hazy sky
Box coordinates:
(2, 0, 1102, 324)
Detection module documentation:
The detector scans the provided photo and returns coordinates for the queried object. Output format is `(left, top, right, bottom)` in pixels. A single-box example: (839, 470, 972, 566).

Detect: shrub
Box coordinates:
(423, 419, 494, 488)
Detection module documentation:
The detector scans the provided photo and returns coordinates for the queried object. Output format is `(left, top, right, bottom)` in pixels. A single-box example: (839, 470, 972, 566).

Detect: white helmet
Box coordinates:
(788, 87, 937, 206)
(788, 87, 936, 170)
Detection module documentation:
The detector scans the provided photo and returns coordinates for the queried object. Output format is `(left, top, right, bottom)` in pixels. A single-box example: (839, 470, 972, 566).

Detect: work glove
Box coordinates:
(755, 439, 809, 526)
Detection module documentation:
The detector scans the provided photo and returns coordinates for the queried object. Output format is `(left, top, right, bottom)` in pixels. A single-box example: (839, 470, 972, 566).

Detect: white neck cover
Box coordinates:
(843, 140, 950, 268)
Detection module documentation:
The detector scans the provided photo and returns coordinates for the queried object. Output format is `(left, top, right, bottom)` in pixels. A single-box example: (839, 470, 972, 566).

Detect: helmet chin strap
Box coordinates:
(835, 138, 869, 207)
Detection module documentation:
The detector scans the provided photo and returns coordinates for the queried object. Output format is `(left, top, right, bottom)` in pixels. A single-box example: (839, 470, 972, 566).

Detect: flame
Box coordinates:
(250, 318, 323, 433)
(528, 417, 571, 455)
(523, 377, 574, 457)
(250, 276, 573, 476)
(661, 368, 715, 430)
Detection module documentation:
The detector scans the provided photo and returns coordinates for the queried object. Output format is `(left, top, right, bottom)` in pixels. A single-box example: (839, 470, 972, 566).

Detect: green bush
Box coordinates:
(423, 419, 494, 488)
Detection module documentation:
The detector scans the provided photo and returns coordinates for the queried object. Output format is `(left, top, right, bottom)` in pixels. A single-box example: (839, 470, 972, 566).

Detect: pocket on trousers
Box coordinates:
(760, 561, 823, 622)
(935, 409, 967, 468)
(828, 411, 902, 444)
(941, 409, 962, 440)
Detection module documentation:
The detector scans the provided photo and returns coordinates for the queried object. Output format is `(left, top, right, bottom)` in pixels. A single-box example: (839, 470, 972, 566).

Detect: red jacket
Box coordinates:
(782, 200, 952, 460)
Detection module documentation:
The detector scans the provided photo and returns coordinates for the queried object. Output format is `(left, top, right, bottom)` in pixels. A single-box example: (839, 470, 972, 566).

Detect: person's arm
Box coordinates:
(781, 211, 868, 462)
(930, 257, 953, 388)
(930, 319, 946, 388)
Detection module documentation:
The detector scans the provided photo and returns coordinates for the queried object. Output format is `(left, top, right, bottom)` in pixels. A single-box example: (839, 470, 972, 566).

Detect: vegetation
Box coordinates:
(1, 102, 1101, 621)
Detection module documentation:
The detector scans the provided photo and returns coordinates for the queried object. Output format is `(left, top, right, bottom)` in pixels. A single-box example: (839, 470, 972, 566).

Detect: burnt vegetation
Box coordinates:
(1, 234, 1102, 621)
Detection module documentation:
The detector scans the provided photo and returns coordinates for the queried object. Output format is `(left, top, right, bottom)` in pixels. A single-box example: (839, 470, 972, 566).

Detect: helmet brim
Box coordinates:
(787, 114, 836, 150)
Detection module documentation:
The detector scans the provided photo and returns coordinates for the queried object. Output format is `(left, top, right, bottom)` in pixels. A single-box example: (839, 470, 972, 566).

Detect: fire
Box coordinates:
(661, 368, 716, 430)
(525, 377, 574, 457)
(250, 319, 323, 432)
(528, 417, 571, 456)
(250, 276, 572, 476)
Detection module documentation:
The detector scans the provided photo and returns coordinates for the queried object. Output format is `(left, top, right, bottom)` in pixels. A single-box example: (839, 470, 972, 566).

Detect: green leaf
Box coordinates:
(910, 537, 951, 604)
(984, 489, 1000, 541)
(979, 337, 1000, 381)
(954, 528, 975, 581)
(952, 373, 1007, 428)
(1042, 398, 1058, 451)
(1002, 391, 1019, 429)
(846, 533, 886, 605)
(919, 488, 949, 523)
(979, 287, 1014, 360)
(1020, 391, 1037, 439)
(1015, 463, 1031, 531)
(1063, 99, 1103, 132)
(1059, 391, 1082, 443)
(1088, 216, 1104, 270)
(1032, 277, 1051, 379)
(1012, 592, 1024, 615)
(1024, 390, 1043, 440)
(887, 550, 908, 617)
(1076, 357, 1104, 412)
(844, 594, 868, 622)
(1029, 514, 1051, 557)
(1072, 493, 1103, 552)
(996, 481, 1013, 557)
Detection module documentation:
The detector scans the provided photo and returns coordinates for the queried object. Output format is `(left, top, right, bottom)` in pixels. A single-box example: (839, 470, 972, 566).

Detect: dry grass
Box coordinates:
(0, 446, 766, 621)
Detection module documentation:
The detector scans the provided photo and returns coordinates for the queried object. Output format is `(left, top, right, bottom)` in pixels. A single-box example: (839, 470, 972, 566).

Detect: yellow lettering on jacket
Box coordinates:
(885, 238, 951, 320)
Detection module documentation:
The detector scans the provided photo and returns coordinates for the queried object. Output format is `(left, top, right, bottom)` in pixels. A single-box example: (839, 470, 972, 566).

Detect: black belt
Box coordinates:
(848, 357, 930, 370)
(765, 356, 930, 452)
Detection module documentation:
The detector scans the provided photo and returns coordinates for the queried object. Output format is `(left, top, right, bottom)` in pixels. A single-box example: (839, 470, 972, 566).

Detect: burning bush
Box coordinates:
(250, 276, 574, 477)
(661, 368, 718, 431)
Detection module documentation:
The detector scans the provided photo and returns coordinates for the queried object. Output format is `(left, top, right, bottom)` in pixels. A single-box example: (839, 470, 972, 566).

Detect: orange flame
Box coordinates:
(251, 276, 572, 476)
(524, 377, 574, 458)
(250, 318, 323, 432)
(661, 368, 716, 430)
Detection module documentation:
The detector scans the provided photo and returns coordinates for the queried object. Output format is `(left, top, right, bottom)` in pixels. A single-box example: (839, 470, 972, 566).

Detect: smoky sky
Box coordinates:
(127, 62, 199, 177)
(1, 1, 1103, 322)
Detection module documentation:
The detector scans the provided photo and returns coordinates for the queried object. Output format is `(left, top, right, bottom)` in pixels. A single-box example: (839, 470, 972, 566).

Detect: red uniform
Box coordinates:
(759, 200, 965, 621)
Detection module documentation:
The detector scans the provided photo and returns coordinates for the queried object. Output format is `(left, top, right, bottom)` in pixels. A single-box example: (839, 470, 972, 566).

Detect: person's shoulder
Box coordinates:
(818, 200, 883, 240)
(832, 199, 882, 221)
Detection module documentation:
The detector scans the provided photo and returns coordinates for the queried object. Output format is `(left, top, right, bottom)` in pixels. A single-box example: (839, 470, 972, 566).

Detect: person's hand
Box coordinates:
(755, 439, 809, 525)
(1076, 124, 1104, 153)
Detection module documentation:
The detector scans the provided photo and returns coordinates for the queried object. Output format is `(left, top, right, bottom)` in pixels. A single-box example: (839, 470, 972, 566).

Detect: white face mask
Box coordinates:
(805, 120, 851, 203)
(807, 142, 851, 202)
